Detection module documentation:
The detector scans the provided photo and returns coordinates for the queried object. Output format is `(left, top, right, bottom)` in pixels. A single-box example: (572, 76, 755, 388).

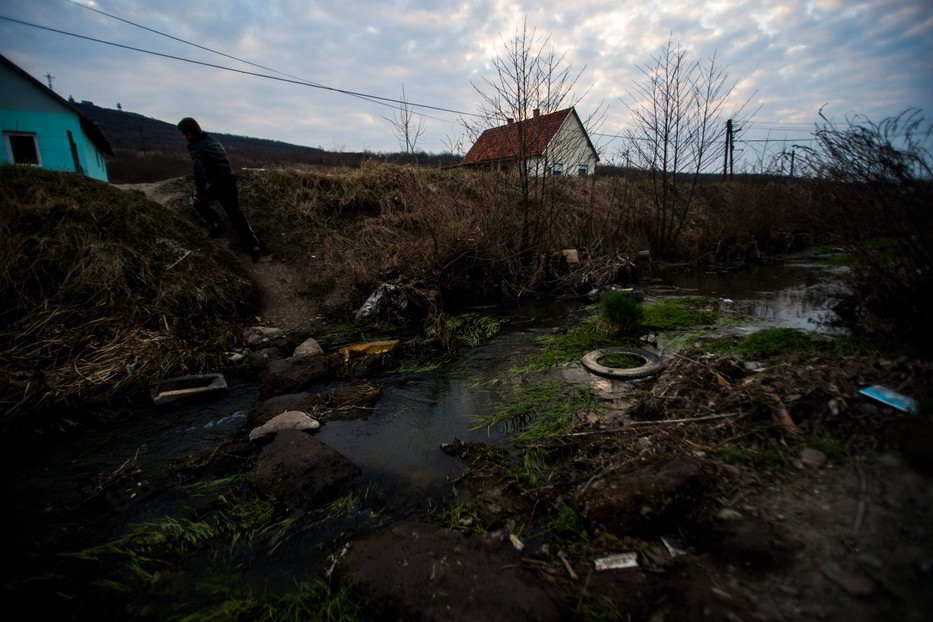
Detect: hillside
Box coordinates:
(72, 101, 326, 157)
(73, 101, 461, 183)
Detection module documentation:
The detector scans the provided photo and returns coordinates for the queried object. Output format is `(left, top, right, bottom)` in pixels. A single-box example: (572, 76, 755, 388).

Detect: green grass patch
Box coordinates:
(438, 501, 485, 533)
(471, 380, 601, 443)
(596, 351, 646, 369)
(179, 579, 366, 622)
(642, 296, 720, 329)
(807, 436, 845, 461)
(511, 315, 624, 373)
(70, 489, 295, 581)
(705, 328, 871, 358)
(717, 445, 787, 470)
(550, 501, 589, 541)
(434, 311, 507, 347)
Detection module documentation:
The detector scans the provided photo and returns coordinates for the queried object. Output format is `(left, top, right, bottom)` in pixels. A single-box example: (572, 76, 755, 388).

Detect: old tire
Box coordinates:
(581, 347, 663, 380)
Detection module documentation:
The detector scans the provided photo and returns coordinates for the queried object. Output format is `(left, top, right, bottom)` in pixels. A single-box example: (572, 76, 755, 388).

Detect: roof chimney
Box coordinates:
(533, 108, 540, 118)
(506, 118, 514, 124)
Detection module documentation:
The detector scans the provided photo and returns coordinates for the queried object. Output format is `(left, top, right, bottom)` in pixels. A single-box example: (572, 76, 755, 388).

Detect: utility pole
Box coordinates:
(44, 73, 55, 90)
(723, 119, 733, 180)
(729, 120, 735, 178)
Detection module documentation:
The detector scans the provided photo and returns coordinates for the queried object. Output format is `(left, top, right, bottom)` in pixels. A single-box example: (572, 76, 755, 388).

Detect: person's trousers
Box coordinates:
(191, 181, 260, 249)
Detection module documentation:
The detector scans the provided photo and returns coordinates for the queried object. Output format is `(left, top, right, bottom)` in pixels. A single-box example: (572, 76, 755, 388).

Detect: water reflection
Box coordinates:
(655, 255, 849, 334)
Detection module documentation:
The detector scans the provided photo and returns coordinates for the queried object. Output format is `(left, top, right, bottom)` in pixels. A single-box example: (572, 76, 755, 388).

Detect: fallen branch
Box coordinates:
(570, 412, 745, 437)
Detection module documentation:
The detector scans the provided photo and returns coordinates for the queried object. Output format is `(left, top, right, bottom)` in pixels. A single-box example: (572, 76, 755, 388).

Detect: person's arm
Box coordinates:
(189, 142, 208, 197)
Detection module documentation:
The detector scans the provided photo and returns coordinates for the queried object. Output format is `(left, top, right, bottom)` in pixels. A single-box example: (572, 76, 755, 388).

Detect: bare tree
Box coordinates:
(469, 17, 594, 273)
(624, 36, 750, 257)
(384, 84, 426, 156)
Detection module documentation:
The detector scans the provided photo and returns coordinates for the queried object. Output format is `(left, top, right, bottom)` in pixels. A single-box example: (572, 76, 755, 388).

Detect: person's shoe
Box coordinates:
(251, 246, 262, 263)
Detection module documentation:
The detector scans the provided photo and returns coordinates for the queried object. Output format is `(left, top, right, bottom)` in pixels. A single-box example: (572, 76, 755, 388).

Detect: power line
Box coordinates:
(0, 14, 481, 120)
(62, 0, 438, 120)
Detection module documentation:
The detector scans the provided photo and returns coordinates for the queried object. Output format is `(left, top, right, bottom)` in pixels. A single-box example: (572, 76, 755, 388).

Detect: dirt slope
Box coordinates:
(119, 180, 321, 333)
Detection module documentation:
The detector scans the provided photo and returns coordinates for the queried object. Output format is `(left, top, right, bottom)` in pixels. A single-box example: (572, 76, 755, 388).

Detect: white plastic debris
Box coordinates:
(594, 552, 638, 571)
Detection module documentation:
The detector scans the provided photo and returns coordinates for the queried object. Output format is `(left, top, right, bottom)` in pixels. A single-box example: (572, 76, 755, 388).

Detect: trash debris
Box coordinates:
(90, 457, 154, 512)
(594, 552, 639, 571)
(355, 283, 398, 320)
(150, 373, 228, 405)
(859, 385, 918, 414)
(339, 340, 400, 361)
(509, 533, 524, 552)
(561, 249, 579, 264)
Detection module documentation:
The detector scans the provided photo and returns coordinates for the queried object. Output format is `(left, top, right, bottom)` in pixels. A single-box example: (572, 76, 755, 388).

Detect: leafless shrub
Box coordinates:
(797, 109, 933, 347)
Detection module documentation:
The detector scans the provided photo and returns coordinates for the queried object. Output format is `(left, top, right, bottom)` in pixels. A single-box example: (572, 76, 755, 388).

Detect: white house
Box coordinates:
(461, 107, 598, 176)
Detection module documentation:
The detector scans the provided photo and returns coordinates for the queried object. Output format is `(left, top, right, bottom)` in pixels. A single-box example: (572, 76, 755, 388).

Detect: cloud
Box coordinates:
(1, 0, 930, 160)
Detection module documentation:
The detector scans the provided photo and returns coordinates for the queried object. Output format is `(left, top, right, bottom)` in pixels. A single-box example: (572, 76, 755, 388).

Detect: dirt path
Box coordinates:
(118, 180, 321, 333)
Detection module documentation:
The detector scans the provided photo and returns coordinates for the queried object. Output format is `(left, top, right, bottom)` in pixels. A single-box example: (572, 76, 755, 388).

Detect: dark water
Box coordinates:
(0, 253, 849, 616)
(653, 250, 849, 334)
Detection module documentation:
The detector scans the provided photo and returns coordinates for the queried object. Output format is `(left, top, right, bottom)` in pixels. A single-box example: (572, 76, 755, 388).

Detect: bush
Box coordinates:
(600, 290, 644, 335)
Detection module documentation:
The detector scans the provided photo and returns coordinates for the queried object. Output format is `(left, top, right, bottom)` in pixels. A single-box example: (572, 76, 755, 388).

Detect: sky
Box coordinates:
(2, 0, 932, 169)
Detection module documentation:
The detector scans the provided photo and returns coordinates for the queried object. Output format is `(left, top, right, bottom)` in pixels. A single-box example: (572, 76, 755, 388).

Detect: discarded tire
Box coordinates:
(581, 347, 663, 380)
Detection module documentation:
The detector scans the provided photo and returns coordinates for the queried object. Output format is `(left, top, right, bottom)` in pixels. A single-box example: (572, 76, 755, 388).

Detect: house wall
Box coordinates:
(546, 113, 597, 175)
(0, 63, 109, 181)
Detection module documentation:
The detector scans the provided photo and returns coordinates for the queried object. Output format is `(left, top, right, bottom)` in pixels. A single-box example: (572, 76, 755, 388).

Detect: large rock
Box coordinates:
(259, 355, 331, 398)
(579, 456, 705, 537)
(248, 410, 320, 445)
(249, 429, 360, 509)
(339, 520, 564, 622)
(293, 337, 323, 357)
(247, 392, 326, 429)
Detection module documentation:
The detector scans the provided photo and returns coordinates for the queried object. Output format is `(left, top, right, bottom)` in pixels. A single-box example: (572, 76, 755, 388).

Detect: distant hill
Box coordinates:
(72, 101, 461, 183)
(72, 101, 326, 158)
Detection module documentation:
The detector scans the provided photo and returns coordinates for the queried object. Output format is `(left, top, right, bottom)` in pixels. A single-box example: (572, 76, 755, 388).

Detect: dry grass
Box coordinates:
(238, 163, 660, 306)
(0, 165, 260, 427)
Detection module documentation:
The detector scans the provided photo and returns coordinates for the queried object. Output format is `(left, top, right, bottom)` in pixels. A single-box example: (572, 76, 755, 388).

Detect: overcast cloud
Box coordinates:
(2, 0, 931, 168)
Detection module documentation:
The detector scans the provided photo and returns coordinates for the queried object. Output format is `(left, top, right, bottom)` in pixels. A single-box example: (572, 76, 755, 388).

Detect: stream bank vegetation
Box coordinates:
(3, 103, 930, 426)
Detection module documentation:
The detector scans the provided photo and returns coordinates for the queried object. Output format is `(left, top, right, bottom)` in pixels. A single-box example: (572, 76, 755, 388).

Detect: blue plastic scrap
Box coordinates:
(859, 385, 918, 414)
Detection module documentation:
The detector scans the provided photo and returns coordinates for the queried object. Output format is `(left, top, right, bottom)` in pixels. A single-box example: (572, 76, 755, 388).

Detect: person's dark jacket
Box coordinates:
(186, 132, 236, 195)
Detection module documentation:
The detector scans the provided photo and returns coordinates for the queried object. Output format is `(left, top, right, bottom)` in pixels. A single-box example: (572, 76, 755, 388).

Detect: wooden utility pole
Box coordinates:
(729, 120, 735, 178)
(723, 119, 733, 180)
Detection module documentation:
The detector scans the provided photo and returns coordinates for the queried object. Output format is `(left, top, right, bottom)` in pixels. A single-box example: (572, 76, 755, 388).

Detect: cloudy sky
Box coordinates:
(2, 0, 931, 167)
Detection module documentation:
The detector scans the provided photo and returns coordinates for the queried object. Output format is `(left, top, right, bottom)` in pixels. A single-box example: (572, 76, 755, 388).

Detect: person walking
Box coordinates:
(177, 117, 262, 262)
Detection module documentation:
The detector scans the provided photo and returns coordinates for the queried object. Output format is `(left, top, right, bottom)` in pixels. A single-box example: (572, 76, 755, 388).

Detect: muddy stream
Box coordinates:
(1, 251, 848, 617)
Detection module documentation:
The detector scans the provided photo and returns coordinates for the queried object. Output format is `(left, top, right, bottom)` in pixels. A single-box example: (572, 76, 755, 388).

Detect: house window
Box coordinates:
(553, 162, 564, 175)
(5, 132, 41, 166)
(578, 163, 588, 176)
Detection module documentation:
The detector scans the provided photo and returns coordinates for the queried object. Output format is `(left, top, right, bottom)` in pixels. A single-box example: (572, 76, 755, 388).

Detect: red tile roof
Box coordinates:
(462, 108, 575, 165)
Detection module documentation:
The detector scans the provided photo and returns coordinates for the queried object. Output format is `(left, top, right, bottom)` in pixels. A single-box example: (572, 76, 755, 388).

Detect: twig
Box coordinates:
(558, 550, 579, 581)
(853, 459, 867, 535)
(165, 250, 192, 271)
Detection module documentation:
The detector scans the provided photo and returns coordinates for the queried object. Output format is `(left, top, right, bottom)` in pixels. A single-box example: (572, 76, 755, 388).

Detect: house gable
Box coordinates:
(0, 54, 112, 181)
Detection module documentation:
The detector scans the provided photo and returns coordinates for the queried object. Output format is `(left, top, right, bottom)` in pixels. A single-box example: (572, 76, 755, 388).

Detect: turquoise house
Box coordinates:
(1, 54, 112, 181)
